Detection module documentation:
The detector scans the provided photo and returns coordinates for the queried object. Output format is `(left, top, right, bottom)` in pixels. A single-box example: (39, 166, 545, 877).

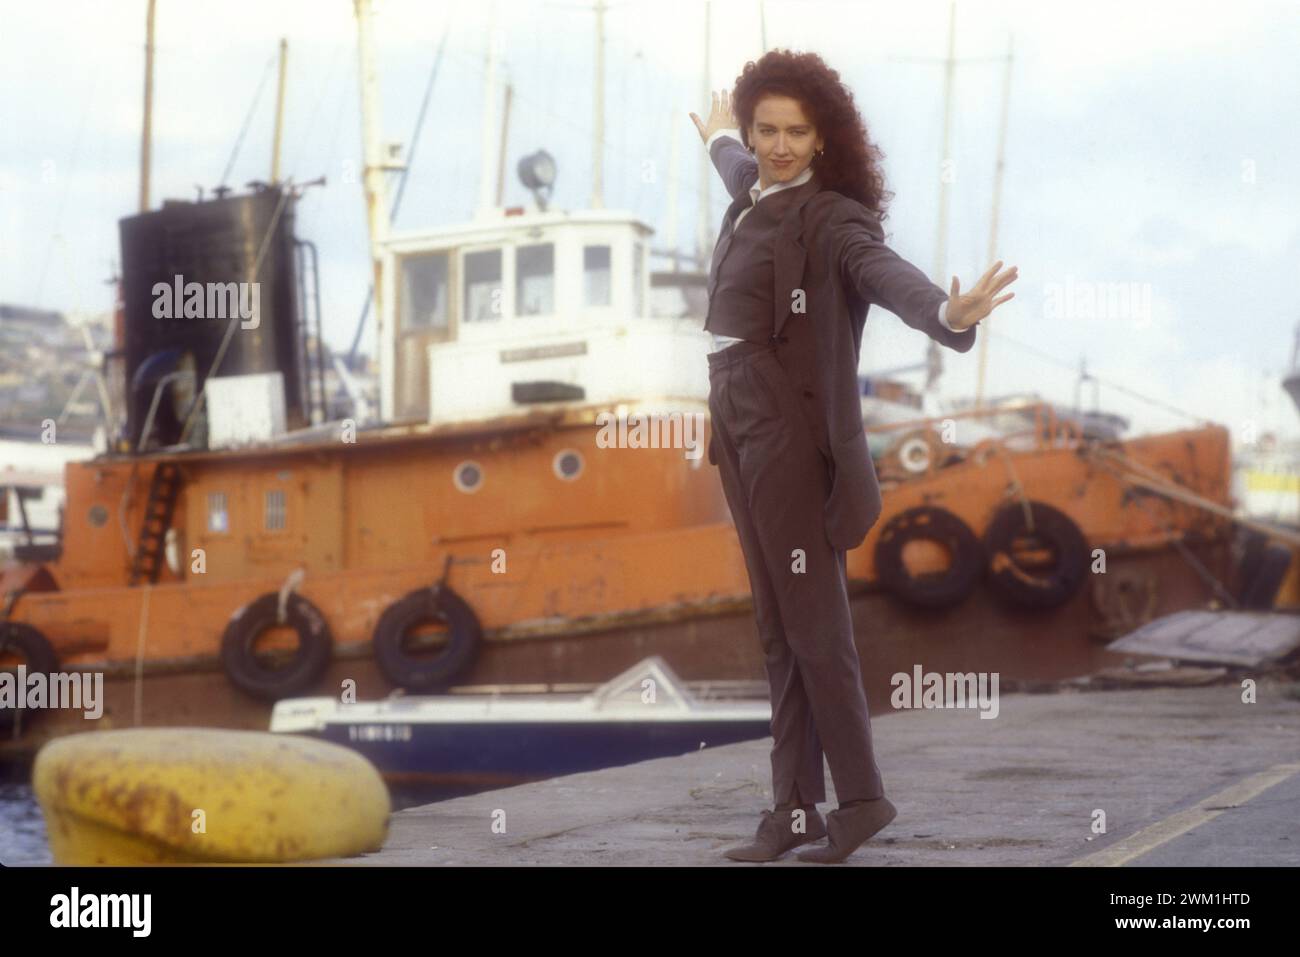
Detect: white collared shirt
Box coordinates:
(707, 128, 813, 235)
(705, 128, 964, 350)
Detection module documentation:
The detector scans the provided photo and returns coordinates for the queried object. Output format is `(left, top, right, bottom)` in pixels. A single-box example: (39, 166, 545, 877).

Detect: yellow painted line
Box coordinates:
(1070, 762, 1300, 867)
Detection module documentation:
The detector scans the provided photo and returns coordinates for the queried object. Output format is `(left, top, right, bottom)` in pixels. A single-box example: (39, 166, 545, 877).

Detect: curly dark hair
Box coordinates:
(731, 49, 893, 222)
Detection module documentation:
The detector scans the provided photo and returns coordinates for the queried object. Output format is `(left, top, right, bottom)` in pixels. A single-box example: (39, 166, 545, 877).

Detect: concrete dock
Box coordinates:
(329, 681, 1300, 866)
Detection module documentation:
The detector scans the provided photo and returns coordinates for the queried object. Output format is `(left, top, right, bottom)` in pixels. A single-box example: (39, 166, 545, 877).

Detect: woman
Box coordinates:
(688, 50, 1016, 864)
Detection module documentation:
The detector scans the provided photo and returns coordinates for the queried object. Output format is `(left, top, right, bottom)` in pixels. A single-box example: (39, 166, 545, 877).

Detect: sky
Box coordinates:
(1, 0, 1298, 442)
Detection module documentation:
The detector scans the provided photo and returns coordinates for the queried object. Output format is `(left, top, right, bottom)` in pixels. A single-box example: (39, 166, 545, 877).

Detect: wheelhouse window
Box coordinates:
(464, 249, 503, 322)
(584, 244, 611, 307)
(516, 243, 554, 316)
(399, 251, 449, 330)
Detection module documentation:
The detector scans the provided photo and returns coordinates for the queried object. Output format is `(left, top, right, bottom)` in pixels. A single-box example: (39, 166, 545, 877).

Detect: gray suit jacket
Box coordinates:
(705, 134, 977, 550)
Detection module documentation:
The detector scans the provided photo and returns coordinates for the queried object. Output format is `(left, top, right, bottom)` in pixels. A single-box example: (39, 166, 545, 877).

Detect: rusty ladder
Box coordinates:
(129, 462, 183, 585)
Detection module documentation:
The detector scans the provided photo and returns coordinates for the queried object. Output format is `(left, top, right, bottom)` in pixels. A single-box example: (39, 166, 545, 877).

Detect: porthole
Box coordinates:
(453, 460, 484, 493)
(553, 449, 583, 481)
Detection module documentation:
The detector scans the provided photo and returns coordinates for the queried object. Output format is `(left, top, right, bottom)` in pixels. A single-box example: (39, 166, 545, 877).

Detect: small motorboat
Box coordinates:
(269, 656, 771, 785)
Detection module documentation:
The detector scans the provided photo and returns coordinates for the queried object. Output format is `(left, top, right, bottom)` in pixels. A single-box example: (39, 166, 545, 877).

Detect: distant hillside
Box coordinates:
(0, 303, 110, 430)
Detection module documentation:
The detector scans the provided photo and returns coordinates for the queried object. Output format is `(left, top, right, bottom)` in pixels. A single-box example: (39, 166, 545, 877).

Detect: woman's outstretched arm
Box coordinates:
(829, 200, 1016, 352)
(690, 89, 757, 202)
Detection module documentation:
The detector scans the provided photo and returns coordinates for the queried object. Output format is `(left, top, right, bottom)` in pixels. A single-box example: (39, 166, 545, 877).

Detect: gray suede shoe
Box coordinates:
(796, 797, 896, 864)
(723, 804, 827, 862)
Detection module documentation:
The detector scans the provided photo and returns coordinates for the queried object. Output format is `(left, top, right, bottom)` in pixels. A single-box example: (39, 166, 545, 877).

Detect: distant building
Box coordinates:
(0, 303, 64, 326)
(0, 302, 110, 427)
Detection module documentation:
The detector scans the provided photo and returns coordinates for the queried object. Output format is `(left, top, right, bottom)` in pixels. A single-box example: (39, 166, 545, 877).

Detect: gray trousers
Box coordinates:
(707, 339, 885, 805)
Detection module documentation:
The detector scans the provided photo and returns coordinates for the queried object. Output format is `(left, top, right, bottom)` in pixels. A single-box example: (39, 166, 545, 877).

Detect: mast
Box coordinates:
(975, 32, 1014, 411)
(591, 0, 606, 209)
(477, 0, 499, 216)
(925, 0, 957, 394)
(695, 0, 712, 265)
(664, 108, 680, 268)
(271, 38, 288, 184)
(496, 83, 513, 206)
(354, 0, 395, 420)
(138, 0, 156, 213)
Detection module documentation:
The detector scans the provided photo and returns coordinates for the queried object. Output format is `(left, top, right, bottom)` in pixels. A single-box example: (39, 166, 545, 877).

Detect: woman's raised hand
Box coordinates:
(689, 89, 738, 144)
(945, 261, 1018, 331)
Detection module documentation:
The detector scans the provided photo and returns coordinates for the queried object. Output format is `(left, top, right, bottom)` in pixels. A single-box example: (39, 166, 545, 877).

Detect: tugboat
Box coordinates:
(0, 167, 743, 760)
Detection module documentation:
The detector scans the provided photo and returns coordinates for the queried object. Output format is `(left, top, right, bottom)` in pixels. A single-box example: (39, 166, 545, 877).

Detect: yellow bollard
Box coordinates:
(33, 728, 390, 865)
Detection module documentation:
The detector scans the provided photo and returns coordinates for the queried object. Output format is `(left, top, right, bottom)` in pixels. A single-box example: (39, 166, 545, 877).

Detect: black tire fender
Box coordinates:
(0, 621, 59, 733)
(983, 501, 1089, 609)
(219, 592, 333, 701)
(1240, 543, 1292, 610)
(873, 506, 984, 608)
(372, 584, 481, 692)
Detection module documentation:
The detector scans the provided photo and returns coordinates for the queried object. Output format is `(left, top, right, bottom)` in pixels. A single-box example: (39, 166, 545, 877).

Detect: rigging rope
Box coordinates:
(1084, 445, 1300, 547)
(217, 52, 279, 190)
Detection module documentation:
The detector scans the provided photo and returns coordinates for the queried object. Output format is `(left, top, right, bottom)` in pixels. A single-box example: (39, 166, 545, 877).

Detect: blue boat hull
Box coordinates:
(297, 718, 771, 784)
